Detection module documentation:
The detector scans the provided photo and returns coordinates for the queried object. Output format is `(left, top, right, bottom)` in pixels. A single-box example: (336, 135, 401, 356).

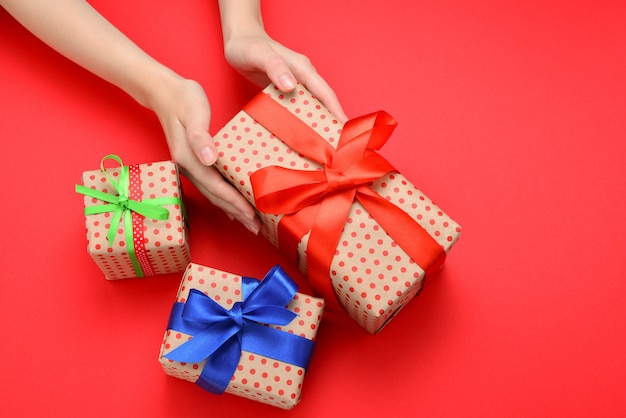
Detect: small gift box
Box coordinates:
(158, 263, 324, 409)
(75, 154, 191, 279)
(213, 84, 461, 333)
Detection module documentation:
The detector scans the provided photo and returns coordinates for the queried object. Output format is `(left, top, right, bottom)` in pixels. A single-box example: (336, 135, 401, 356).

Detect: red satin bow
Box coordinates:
(245, 91, 445, 311)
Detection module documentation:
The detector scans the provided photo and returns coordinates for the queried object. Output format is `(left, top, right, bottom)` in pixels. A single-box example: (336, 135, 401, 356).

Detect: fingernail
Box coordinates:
(200, 146, 216, 166)
(279, 74, 296, 91)
(245, 221, 260, 235)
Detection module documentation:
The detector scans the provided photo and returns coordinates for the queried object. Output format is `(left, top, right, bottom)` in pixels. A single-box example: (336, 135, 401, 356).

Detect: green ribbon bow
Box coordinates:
(75, 154, 183, 277)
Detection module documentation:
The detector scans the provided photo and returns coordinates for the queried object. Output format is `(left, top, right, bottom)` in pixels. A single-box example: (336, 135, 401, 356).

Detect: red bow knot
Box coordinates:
(324, 167, 354, 195)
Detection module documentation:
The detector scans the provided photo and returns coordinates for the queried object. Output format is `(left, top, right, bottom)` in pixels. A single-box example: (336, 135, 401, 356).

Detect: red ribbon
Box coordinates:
(245, 91, 445, 311)
(128, 163, 155, 277)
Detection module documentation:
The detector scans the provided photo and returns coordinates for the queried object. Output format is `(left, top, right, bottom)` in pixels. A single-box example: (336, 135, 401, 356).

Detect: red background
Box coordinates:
(1, 1, 625, 416)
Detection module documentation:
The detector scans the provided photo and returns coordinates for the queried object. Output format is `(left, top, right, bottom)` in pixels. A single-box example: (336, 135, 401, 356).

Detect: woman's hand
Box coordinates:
(148, 76, 261, 234)
(219, 0, 348, 123)
(224, 32, 348, 123)
(1, 0, 261, 234)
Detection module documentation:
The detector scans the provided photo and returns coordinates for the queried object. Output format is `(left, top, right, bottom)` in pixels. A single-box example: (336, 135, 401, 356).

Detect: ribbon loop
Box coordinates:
(164, 266, 313, 394)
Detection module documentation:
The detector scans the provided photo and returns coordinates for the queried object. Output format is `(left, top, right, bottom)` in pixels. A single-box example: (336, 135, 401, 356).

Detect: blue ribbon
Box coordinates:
(164, 266, 316, 394)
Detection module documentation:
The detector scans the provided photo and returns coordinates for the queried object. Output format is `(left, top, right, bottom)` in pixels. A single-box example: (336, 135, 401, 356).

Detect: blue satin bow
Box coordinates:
(164, 266, 316, 394)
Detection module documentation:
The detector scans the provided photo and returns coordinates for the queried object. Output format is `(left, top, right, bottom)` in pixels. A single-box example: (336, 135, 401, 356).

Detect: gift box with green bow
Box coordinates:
(158, 263, 324, 409)
(212, 84, 461, 333)
(76, 155, 191, 279)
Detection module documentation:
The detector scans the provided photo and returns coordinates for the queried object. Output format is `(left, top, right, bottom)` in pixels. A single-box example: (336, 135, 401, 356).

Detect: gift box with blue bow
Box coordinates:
(158, 263, 324, 409)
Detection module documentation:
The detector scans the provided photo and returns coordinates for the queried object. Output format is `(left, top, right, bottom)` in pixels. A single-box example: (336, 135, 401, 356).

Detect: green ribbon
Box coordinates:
(75, 154, 183, 277)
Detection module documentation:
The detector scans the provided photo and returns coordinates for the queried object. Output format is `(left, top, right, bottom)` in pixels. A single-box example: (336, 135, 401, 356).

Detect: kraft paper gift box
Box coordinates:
(213, 84, 461, 334)
(159, 263, 324, 410)
(75, 154, 191, 279)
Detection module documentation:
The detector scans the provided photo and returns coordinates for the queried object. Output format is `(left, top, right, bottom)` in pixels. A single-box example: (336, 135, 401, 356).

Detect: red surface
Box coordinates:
(1, 1, 625, 416)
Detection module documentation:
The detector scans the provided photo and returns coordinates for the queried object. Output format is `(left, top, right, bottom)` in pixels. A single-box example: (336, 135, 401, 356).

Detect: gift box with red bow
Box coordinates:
(75, 155, 191, 279)
(213, 84, 461, 334)
(158, 263, 324, 409)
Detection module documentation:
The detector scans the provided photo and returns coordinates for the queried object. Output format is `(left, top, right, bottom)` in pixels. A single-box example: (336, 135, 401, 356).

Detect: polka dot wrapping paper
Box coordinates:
(213, 84, 461, 334)
(78, 158, 191, 280)
(158, 263, 324, 409)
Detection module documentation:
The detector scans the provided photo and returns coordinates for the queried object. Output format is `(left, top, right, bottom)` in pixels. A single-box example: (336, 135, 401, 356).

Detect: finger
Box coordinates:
(182, 162, 261, 234)
(236, 40, 348, 121)
(181, 106, 217, 166)
(270, 54, 348, 122)
(293, 68, 349, 123)
(248, 43, 298, 92)
(187, 124, 217, 166)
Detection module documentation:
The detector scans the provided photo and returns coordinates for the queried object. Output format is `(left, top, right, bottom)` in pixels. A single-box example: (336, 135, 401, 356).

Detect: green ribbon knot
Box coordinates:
(76, 154, 183, 277)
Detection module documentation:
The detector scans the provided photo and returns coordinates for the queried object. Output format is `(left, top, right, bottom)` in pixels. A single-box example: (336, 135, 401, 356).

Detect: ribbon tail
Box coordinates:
(145, 197, 181, 205)
(196, 333, 243, 394)
(106, 207, 124, 247)
(127, 200, 170, 220)
(356, 187, 446, 277)
(124, 209, 144, 277)
(305, 191, 356, 312)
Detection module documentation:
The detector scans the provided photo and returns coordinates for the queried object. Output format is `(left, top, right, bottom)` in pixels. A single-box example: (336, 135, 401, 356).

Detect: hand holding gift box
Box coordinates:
(213, 84, 461, 333)
(159, 263, 324, 409)
(76, 155, 191, 279)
